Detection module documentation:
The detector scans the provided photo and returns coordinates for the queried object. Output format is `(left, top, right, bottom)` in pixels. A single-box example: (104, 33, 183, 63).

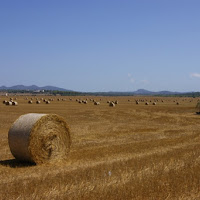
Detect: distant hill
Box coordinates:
(0, 85, 72, 91)
(0, 85, 196, 96)
(133, 89, 182, 95)
(100, 89, 183, 96)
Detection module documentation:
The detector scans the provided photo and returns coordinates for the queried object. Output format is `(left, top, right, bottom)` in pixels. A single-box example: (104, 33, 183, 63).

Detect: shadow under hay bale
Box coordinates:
(8, 113, 71, 165)
(0, 159, 35, 168)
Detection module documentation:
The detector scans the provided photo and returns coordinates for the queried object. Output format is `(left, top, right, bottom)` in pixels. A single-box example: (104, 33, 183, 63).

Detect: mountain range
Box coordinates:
(0, 85, 71, 91)
(0, 85, 192, 95)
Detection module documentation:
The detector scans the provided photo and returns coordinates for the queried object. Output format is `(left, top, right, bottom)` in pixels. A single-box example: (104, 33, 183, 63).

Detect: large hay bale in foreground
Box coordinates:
(8, 113, 71, 164)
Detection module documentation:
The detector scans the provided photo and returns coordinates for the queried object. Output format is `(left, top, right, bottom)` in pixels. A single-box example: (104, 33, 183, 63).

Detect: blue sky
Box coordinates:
(0, 0, 200, 92)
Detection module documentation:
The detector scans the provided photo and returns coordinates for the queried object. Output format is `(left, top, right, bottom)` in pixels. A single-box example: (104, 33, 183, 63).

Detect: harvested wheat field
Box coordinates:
(0, 96, 200, 199)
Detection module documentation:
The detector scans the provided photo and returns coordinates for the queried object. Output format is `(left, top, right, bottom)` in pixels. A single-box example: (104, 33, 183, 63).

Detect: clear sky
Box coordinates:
(0, 0, 200, 92)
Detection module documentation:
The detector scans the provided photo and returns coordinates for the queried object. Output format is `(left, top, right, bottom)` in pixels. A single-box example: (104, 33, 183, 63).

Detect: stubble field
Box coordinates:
(0, 96, 200, 200)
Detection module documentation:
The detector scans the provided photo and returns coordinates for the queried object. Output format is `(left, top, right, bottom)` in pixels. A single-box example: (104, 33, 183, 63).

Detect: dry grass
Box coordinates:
(0, 96, 200, 199)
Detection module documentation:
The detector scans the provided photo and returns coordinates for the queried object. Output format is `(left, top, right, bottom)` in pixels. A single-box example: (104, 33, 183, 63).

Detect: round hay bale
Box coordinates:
(6, 101, 12, 106)
(109, 102, 115, 107)
(82, 100, 87, 104)
(8, 113, 71, 164)
(12, 101, 18, 106)
(3, 100, 7, 104)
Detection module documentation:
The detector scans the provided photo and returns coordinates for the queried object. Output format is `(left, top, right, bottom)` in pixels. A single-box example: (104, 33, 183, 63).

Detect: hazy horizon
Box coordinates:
(0, 84, 199, 93)
(1, 1, 200, 92)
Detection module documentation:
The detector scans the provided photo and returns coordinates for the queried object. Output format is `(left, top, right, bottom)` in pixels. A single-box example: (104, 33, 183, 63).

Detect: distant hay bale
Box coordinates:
(145, 102, 149, 105)
(12, 101, 18, 106)
(82, 100, 87, 104)
(46, 101, 50, 104)
(94, 102, 100, 105)
(109, 102, 115, 107)
(36, 100, 41, 104)
(3, 100, 7, 104)
(136, 101, 139, 104)
(6, 101, 12, 106)
(8, 113, 71, 164)
(153, 102, 156, 105)
(28, 100, 33, 104)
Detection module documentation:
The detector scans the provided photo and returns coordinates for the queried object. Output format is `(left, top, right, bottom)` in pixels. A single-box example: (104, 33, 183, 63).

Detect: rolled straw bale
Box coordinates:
(3, 100, 7, 104)
(83, 100, 87, 104)
(8, 113, 71, 164)
(12, 101, 18, 106)
(6, 101, 12, 106)
(109, 102, 115, 107)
